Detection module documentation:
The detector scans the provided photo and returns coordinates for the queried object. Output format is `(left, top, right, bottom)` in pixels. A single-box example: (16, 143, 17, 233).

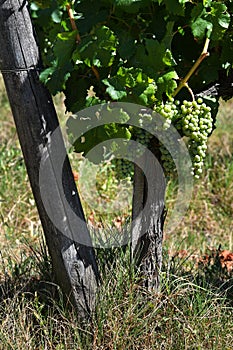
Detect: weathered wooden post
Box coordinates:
(0, 0, 99, 318)
(131, 150, 166, 290)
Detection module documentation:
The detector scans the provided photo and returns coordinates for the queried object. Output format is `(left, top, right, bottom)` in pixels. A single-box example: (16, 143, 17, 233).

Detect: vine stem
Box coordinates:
(66, 3, 81, 44)
(66, 4, 100, 80)
(173, 37, 210, 98)
(91, 66, 100, 81)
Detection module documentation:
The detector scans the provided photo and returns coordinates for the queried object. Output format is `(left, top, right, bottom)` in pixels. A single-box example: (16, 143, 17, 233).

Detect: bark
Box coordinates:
(131, 145, 166, 290)
(0, 0, 99, 318)
(195, 69, 233, 101)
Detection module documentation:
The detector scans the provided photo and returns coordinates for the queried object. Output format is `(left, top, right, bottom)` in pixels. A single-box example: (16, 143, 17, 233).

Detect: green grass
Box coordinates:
(0, 73, 233, 349)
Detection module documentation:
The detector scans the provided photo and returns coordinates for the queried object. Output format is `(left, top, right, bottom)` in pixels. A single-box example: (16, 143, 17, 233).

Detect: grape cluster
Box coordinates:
(154, 99, 179, 130)
(132, 128, 152, 150)
(159, 145, 174, 174)
(112, 158, 134, 180)
(154, 97, 213, 178)
(112, 98, 213, 180)
(179, 98, 213, 178)
(136, 112, 154, 140)
(111, 113, 156, 179)
(128, 112, 154, 160)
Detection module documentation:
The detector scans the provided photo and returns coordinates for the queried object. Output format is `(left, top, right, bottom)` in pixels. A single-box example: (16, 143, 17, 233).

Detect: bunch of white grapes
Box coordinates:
(112, 112, 155, 179)
(179, 98, 212, 178)
(112, 98, 213, 180)
(154, 97, 213, 178)
(154, 99, 179, 130)
(154, 100, 179, 177)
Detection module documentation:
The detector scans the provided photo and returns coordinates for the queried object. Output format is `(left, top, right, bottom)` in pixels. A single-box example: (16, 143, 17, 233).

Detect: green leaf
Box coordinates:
(191, 2, 230, 41)
(137, 82, 156, 105)
(111, 0, 149, 13)
(164, 0, 185, 16)
(178, 0, 189, 4)
(103, 67, 136, 100)
(101, 107, 131, 124)
(156, 70, 178, 98)
(103, 67, 154, 102)
(191, 3, 204, 20)
(39, 66, 56, 85)
(51, 9, 63, 23)
(39, 31, 76, 94)
(207, 2, 230, 40)
(118, 32, 136, 60)
(40, 62, 73, 94)
(203, 0, 212, 7)
(67, 109, 132, 162)
(162, 21, 175, 50)
(103, 77, 127, 100)
(54, 31, 77, 66)
(133, 39, 167, 77)
(113, 0, 141, 5)
(163, 49, 177, 67)
(191, 18, 213, 39)
(73, 26, 118, 68)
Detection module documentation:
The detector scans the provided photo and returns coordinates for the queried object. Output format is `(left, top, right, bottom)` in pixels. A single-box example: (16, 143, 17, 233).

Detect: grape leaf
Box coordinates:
(73, 26, 118, 68)
(207, 2, 231, 41)
(191, 2, 230, 40)
(118, 32, 136, 60)
(103, 77, 128, 100)
(191, 18, 213, 39)
(163, 49, 177, 67)
(112, 0, 149, 13)
(103, 67, 155, 103)
(164, 0, 185, 16)
(51, 9, 63, 23)
(67, 114, 132, 162)
(39, 62, 73, 94)
(103, 67, 136, 100)
(54, 31, 77, 66)
(156, 70, 178, 98)
(132, 39, 167, 77)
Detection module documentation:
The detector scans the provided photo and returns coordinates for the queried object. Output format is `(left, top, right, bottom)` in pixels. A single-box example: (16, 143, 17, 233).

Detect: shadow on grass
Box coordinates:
(0, 240, 57, 305)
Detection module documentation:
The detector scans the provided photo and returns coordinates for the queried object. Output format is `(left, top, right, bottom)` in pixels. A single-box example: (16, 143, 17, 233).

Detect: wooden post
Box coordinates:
(0, 0, 99, 318)
(131, 146, 166, 290)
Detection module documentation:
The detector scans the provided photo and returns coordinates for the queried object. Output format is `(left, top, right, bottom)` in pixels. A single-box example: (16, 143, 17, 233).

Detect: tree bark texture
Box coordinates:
(131, 146, 166, 290)
(0, 0, 99, 318)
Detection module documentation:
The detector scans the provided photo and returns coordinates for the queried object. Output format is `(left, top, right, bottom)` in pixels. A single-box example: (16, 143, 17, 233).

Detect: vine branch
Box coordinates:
(91, 66, 100, 81)
(66, 4, 100, 80)
(173, 37, 210, 98)
(66, 3, 81, 44)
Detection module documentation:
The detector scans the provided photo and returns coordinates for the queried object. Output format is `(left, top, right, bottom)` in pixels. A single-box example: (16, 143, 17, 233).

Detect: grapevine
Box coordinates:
(30, 0, 233, 180)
